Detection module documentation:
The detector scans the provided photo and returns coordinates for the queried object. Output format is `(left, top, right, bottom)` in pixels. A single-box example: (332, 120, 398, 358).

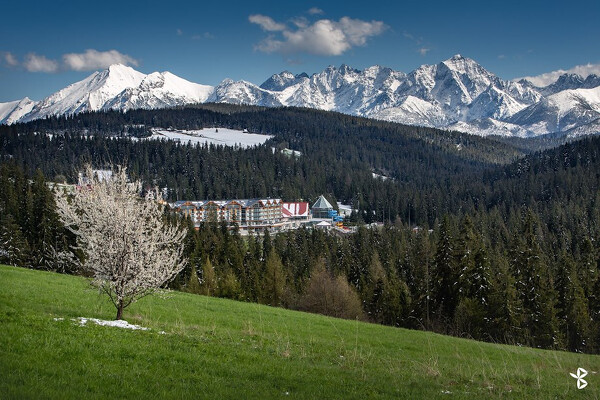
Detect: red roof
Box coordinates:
(282, 202, 309, 218)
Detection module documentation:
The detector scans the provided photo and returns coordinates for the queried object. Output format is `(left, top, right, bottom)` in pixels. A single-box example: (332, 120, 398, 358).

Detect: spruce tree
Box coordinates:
(432, 215, 459, 326)
(262, 251, 285, 306)
(556, 253, 592, 352)
(200, 257, 217, 296)
(511, 210, 560, 348)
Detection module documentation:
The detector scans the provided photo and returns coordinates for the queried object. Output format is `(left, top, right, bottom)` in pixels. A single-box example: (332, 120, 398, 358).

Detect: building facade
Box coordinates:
(171, 198, 284, 234)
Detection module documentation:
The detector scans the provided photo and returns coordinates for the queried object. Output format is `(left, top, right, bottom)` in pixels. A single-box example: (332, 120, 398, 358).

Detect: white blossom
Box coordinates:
(55, 165, 187, 319)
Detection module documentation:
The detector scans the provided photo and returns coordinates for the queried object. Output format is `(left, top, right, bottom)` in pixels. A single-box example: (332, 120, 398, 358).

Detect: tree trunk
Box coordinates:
(116, 301, 124, 320)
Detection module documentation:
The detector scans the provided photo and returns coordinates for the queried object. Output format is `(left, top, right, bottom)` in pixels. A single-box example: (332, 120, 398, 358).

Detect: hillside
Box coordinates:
(0, 105, 525, 225)
(1, 265, 598, 399)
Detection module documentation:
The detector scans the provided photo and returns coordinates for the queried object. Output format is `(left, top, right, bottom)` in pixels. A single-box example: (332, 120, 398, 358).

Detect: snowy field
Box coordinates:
(145, 128, 273, 148)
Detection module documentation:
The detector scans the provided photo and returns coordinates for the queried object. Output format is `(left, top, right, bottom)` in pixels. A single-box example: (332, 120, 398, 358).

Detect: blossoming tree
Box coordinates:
(55, 165, 187, 320)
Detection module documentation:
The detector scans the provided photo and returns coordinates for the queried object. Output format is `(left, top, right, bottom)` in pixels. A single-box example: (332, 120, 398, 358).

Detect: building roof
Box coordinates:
(171, 198, 282, 209)
(282, 202, 309, 218)
(312, 195, 333, 210)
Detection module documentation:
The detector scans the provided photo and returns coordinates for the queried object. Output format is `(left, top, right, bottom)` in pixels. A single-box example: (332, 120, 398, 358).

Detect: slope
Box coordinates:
(1, 265, 598, 399)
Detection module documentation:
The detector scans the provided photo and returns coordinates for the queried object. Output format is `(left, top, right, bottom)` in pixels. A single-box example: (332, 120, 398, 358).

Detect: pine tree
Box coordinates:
(432, 215, 459, 326)
(556, 253, 592, 352)
(487, 256, 524, 344)
(261, 251, 285, 306)
(511, 210, 560, 348)
(455, 216, 491, 304)
(186, 265, 202, 294)
(200, 257, 217, 296)
(0, 215, 29, 267)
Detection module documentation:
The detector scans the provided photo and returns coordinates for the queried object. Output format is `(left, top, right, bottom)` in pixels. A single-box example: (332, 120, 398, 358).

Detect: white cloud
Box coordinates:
(177, 29, 183, 36)
(252, 15, 387, 56)
(338, 17, 386, 46)
(24, 53, 59, 72)
(308, 7, 324, 15)
(517, 63, 600, 87)
(3, 52, 18, 66)
(249, 14, 286, 32)
(62, 49, 139, 71)
(418, 48, 430, 56)
(291, 16, 309, 28)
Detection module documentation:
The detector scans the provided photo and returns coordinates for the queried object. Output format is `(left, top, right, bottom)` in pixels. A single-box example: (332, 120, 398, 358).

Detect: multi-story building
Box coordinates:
(171, 198, 284, 234)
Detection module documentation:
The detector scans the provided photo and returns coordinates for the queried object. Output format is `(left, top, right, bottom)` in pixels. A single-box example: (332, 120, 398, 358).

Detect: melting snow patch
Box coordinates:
(75, 317, 149, 331)
(145, 128, 273, 148)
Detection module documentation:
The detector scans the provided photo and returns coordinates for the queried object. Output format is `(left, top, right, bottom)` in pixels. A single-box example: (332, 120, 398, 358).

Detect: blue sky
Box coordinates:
(1, 0, 599, 102)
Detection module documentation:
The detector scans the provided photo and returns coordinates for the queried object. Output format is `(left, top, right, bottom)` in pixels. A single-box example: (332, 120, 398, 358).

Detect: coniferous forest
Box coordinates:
(1, 105, 600, 353)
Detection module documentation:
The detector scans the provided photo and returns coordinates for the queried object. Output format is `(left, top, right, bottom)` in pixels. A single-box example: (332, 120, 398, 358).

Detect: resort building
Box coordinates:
(282, 202, 311, 228)
(171, 195, 351, 234)
(171, 198, 284, 234)
(311, 195, 334, 219)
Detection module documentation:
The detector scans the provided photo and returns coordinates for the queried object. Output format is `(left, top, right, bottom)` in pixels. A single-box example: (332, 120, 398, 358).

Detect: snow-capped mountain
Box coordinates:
(0, 97, 37, 125)
(208, 55, 551, 137)
(2, 56, 600, 139)
(106, 71, 213, 111)
(507, 86, 600, 135)
(21, 64, 147, 123)
(3, 64, 215, 124)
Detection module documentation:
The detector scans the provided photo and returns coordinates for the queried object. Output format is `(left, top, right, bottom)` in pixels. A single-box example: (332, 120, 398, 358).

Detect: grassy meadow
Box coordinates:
(1, 264, 599, 399)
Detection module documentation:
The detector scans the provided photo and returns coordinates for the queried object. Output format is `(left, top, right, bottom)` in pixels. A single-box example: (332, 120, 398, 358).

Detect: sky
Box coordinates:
(1, 0, 599, 102)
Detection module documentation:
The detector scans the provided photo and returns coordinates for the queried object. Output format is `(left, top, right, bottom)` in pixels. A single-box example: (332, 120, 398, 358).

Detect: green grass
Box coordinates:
(1, 265, 599, 399)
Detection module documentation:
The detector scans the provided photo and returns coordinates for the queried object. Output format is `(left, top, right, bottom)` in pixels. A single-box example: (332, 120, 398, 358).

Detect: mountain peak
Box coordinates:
(339, 64, 357, 74)
(260, 70, 306, 91)
(107, 63, 135, 73)
(442, 54, 478, 67)
(100, 64, 146, 90)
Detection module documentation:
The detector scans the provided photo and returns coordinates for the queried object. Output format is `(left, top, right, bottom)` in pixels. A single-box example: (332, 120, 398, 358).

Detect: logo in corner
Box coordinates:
(570, 368, 588, 390)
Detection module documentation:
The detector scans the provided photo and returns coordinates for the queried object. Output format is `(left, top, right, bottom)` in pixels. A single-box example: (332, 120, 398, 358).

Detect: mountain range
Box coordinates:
(2, 55, 600, 138)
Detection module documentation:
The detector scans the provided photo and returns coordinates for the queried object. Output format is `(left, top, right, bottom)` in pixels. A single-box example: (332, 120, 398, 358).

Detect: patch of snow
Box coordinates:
(146, 128, 273, 148)
(75, 317, 149, 331)
(372, 172, 392, 181)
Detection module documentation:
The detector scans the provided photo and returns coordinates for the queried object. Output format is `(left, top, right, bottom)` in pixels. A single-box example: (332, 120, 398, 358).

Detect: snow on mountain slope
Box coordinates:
(209, 79, 282, 107)
(20, 64, 146, 122)
(467, 86, 528, 121)
(0, 100, 20, 122)
(447, 119, 531, 138)
(260, 71, 309, 91)
(564, 118, 600, 139)
(106, 71, 214, 110)
(5, 56, 600, 139)
(508, 86, 600, 135)
(369, 96, 449, 127)
(0, 97, 37, 124)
